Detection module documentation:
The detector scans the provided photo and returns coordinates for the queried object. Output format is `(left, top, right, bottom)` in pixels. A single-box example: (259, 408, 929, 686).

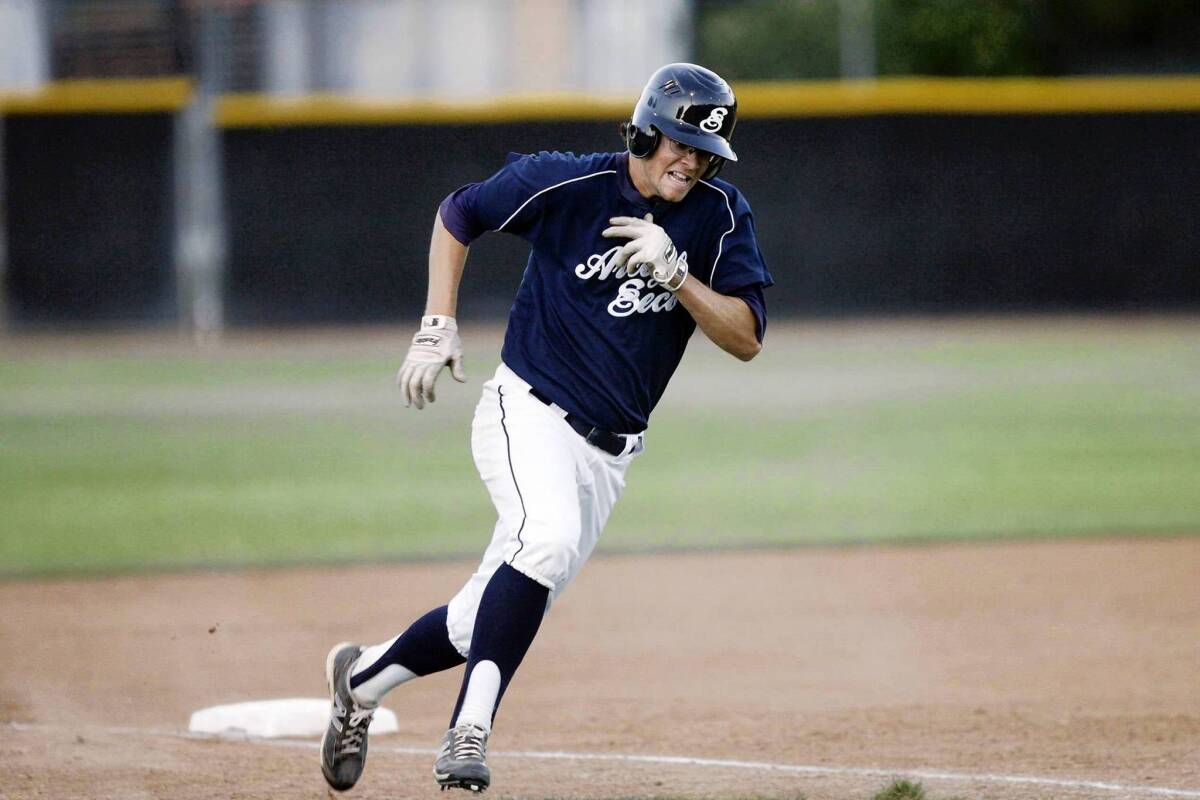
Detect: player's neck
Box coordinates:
(627, 155, 659, 201)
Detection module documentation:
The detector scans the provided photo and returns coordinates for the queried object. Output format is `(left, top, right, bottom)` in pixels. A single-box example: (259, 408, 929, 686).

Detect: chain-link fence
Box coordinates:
(5, 0, 692, 95)
(47, 0, 188, 78)
(37, 0, 263, 90)
(8, 0, 1200, 93)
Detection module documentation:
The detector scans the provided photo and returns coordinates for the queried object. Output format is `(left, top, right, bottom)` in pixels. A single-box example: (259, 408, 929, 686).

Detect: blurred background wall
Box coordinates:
(0, 0, 1198, 330)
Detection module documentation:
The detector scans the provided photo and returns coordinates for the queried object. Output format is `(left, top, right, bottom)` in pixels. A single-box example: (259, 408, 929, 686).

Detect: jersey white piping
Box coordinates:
(495, 170, 618, 233)
(697, 179, 736, 284)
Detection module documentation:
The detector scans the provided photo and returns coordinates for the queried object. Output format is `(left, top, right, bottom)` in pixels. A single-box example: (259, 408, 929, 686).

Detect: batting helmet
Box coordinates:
(622, 62, 738, 180)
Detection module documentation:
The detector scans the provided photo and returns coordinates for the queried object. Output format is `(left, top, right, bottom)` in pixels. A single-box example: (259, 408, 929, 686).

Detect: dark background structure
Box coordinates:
(6, 108, 1199, 325)
(2, 0, 1200, 327)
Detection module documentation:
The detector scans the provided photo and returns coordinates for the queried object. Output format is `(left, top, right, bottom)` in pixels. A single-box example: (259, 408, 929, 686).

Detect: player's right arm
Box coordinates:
(398, 152, 597, 409)
(396, 211, 469, 409)
(425, 210, 469, 319)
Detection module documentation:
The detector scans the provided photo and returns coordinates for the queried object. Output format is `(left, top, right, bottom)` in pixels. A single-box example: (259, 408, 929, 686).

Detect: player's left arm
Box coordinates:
(673, 280, 761, 361)
(603, 210, 769, 362)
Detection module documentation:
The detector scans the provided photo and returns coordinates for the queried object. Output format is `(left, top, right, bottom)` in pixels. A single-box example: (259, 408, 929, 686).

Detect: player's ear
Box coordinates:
(624, 121, 658, 159)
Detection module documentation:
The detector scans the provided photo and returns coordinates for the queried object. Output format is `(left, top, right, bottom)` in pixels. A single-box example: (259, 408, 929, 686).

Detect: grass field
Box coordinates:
(1, 316, 1198, 577)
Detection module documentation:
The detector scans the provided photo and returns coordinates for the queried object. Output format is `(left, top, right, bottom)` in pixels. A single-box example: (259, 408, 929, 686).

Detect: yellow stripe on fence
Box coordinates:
(214, 92, 633, 128)
(216, 76, 1200, 127)
(737, 76, 1200, 116)
(0, 77, 193, 114)
(3, 75, 1200, 122)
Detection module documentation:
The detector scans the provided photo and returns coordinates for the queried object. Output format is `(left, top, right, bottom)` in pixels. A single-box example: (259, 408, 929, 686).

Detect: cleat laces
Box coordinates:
(451, 724, 488, 761)
(338, 707, 375, 754)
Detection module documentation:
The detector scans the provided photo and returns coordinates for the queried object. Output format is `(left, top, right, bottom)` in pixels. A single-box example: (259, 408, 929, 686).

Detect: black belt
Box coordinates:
(528, 387, 634, 457)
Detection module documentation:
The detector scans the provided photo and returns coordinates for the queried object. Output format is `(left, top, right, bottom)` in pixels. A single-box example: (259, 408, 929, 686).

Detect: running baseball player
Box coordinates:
(320, 62, 772, 793)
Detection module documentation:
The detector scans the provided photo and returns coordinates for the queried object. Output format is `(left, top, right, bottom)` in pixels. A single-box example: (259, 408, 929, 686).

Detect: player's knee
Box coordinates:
(510, 536, 579, 589)
(543, 539, 579, 583)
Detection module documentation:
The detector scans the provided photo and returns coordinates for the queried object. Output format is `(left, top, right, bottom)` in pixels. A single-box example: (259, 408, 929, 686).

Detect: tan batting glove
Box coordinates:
(602, 213, 689, 291)
(397, 315, 466, 409)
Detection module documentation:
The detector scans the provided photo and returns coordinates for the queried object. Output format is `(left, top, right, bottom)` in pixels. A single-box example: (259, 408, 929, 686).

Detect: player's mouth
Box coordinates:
(666, 170, 693, 187)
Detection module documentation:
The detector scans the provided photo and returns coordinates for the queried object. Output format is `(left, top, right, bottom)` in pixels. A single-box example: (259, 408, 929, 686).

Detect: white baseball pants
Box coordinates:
(445, 363, 643, 656)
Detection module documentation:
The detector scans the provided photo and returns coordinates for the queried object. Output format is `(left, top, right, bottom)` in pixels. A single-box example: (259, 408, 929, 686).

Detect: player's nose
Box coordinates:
(678, 149, 702, 171)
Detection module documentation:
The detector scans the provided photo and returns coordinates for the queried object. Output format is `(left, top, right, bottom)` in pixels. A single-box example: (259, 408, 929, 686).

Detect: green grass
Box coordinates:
(873, 781, 925, 800)
(2, 318, 1198, 576)
(533, 796, 808, 800)
(521, 784, 969, 800)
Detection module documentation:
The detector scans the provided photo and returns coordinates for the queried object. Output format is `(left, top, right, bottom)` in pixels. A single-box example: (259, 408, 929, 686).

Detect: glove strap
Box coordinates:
(661, 261, 689, 292)
(421, 315, 457, 331)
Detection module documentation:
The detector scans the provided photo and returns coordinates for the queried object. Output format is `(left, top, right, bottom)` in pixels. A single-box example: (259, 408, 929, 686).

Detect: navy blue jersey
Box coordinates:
(440, 151, 772, 434)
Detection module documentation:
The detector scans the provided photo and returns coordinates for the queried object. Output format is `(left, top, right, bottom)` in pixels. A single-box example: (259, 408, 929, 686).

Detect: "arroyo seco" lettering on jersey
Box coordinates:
(438, 150, 772, 433)
(574, 245, 686, 317)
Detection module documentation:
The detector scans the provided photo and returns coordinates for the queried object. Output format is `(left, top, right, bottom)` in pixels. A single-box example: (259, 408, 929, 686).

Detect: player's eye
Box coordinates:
(666, 138, 712, 165)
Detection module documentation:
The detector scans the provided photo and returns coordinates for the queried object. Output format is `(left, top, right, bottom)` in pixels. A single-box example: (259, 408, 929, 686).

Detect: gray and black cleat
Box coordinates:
(320, 642, 378, 791)
(433, 723, 491, 792)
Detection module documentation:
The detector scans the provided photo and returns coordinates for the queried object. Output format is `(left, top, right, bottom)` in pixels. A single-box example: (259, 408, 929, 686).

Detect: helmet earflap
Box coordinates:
(622, 120, 659, 159)
(701, 156, 726, 181)
(622, 120, 728, 181)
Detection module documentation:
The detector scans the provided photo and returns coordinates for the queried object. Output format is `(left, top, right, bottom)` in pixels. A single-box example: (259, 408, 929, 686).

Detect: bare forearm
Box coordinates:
(425, 211, 470, 317)
(675, 278, 762, 361)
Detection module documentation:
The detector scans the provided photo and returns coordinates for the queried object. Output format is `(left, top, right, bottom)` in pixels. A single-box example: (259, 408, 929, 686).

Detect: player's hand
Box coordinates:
(602, 213, 689, 291)
(397, 315, 466, 409)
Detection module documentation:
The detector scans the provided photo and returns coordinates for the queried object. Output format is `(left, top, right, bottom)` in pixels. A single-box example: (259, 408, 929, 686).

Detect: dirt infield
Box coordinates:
(2, 538, 1199, 800)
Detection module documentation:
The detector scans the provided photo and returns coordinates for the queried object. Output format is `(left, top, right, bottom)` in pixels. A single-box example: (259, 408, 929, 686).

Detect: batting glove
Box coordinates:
(397, 315, 465, 409)
(602, 213, 689, 292)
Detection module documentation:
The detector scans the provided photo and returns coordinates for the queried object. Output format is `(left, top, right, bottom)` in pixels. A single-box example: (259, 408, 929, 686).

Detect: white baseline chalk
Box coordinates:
(8, 722, 1200, 799)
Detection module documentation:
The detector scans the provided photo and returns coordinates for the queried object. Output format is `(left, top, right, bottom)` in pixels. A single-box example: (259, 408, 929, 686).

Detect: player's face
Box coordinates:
(634, 136, 712, 202)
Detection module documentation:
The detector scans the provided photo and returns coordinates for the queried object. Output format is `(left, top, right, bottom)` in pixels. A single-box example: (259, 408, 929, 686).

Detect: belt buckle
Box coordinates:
(593, 428, 636, 457)
(585, 428, 617, 456)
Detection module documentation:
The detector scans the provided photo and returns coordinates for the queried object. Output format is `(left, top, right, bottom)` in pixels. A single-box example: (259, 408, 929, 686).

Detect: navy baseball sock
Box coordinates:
(450, 562, 549, 730)
(350, 605, 466, 704)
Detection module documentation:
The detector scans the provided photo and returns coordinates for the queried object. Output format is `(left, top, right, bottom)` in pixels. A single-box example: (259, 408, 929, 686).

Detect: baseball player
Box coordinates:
(320, 62, 772, 793)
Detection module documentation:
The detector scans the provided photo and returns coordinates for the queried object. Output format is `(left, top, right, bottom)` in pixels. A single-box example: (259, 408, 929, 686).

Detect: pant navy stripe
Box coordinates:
(497, 386, 528, 562)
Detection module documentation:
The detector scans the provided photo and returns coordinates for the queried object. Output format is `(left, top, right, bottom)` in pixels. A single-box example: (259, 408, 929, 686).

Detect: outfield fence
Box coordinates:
(4, 76, 1200, 328)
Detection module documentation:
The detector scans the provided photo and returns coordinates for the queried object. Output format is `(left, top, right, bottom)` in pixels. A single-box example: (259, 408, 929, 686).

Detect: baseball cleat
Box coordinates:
(321, 642, 378, 791)
(433, 723, 491, 792)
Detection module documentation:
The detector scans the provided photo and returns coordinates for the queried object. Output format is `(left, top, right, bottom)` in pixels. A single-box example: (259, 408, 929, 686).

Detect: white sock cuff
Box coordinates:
(352, 635, 400, 678)
(454, 660, 501, 732)
(351, 663, 418, 706)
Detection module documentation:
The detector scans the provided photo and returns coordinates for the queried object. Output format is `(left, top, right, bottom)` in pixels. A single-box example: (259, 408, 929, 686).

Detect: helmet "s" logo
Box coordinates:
(700, 107, 728, 132)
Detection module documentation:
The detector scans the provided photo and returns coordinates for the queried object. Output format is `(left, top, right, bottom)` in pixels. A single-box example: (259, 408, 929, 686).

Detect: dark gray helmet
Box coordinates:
(622, 62, 738, 179)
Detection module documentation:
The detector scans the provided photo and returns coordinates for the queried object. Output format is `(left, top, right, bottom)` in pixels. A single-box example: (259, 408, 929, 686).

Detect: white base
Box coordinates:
(188, 698, 398, 739)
